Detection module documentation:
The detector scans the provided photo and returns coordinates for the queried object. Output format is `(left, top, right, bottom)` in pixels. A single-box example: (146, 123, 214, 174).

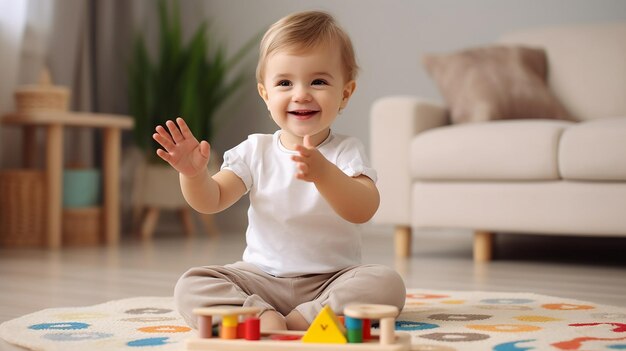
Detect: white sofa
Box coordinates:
(370, 23, 626, 262)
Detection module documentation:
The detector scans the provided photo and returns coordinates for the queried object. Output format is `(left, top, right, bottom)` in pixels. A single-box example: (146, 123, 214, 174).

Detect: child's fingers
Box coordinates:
(155, 125, 173, 140)
(199, 140, 211, 159)
(295, 171, 311, 181)
(294, 144, 310, 156)
(166, 120, 184, 143)
(297, 162, 309, 174)
(156, 149, 172, 163)
(155, 126, 176, 150)
(291, 155, 306, 163)
(303, 135, 313, 148)
(153, 133, 174, 152)
(176, 117, 194, 139)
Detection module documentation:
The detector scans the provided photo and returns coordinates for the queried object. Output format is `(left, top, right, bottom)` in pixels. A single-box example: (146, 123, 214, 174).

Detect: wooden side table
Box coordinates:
(1, 112, 133, 248)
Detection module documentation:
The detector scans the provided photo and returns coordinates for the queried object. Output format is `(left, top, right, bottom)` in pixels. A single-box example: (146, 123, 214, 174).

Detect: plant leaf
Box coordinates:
(128, 0, 257, 153)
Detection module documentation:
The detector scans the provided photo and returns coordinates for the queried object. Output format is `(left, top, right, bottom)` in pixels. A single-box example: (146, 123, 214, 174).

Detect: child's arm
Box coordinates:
(291, 135, 380, 224)
(153, 118, 246, 214)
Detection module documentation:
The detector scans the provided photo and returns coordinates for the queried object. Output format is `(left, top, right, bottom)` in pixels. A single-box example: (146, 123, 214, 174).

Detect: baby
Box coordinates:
(153, 10, 406, 331)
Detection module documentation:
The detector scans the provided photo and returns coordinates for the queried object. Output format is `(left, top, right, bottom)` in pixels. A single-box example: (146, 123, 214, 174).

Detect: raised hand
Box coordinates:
(153, 117, 210, 178)
(291, 134, 330, 182)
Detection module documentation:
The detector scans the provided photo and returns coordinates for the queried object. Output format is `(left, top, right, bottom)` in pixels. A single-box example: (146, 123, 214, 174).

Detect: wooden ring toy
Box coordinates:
(343, 304, 399, 319)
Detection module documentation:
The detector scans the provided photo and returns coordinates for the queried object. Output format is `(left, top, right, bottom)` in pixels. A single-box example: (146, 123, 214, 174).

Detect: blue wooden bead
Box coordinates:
(345, 316, 362, 329)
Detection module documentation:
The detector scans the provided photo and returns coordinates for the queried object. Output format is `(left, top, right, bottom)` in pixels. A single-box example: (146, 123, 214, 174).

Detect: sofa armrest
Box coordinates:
(370, 96, 448, 225)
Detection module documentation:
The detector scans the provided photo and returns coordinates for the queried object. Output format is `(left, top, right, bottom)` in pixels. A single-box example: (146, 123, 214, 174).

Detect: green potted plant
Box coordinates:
(129, 0, 256, 158)
(128, 0, 256, 234)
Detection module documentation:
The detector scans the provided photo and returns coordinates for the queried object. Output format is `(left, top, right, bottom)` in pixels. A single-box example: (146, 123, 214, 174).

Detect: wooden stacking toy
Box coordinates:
(193, 306, 262, 340)
(185, 304, 410, 350)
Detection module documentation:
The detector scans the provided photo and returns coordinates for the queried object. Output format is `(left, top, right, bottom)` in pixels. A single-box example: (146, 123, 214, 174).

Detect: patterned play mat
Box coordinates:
(1, 289, 625, 351)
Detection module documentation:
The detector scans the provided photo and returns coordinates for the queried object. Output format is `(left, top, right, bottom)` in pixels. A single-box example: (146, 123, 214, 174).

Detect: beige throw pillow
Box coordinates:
(423, 45, 572, 124)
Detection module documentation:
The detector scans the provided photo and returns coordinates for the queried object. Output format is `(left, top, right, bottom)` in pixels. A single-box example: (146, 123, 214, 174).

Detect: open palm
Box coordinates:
(153, 117, 210, 178)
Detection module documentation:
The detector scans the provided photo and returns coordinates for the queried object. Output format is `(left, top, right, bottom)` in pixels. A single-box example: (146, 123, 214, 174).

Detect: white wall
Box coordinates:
(191, 0, 626, 155)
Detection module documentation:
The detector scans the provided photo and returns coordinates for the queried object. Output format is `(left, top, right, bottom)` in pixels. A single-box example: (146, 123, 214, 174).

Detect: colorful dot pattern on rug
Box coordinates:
(0, 291, 625, 351)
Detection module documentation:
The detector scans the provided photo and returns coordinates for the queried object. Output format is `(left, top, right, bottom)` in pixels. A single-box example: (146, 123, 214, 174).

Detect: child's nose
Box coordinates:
(292, 86, 312, 102)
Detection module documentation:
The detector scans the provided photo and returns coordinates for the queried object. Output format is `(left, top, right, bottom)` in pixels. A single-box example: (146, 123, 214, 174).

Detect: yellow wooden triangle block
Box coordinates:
(302, 305, 347, 344)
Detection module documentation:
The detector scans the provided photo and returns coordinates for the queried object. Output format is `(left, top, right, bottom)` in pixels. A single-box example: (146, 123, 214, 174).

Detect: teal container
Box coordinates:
(62, 168, 101, 208)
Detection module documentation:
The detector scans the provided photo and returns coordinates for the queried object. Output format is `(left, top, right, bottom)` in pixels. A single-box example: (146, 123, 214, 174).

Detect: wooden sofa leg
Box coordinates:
(474, 231, 495, 262)
(395, 226, 412, 258)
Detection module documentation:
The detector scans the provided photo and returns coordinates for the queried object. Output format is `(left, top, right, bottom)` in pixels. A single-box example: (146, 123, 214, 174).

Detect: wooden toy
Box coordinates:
(185, 304, 411, 350)
(302, 305, 347, 343)
(345, 316, 363, 343)
(343, 304, 398, 345)
(193, 306, 262, 340)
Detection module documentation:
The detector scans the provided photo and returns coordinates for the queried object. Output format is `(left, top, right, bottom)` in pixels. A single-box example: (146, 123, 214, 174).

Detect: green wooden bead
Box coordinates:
(347, 328, 363, 343)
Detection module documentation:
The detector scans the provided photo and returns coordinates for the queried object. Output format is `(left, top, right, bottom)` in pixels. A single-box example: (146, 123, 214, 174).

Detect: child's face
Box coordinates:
(258, 44, 356, 148)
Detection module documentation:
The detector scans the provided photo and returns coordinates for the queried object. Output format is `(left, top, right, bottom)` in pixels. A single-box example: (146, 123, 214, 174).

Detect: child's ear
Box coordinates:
(257, 83, 269, 103)
(340, 80, 357, 109)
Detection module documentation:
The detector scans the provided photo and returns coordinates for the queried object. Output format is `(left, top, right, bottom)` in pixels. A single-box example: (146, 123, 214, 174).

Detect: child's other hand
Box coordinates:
(291, 135, 330, 182)
(153, 117, 210, 178)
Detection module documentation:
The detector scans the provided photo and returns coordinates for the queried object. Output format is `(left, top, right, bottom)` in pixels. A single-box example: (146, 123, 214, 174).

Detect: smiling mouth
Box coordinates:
(288, 110, 319, 120)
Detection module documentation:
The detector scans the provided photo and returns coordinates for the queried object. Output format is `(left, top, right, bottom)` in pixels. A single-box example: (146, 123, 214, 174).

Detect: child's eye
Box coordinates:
(276, 80, 291, 87)
(312, 79, 328, 86)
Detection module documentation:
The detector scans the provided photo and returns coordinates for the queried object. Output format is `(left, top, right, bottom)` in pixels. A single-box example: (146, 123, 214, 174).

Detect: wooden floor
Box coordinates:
(1, 223, 625, 350)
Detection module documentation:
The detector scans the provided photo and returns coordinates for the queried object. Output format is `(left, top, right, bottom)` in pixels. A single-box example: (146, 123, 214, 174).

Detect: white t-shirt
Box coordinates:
(221, 130, 377, 277)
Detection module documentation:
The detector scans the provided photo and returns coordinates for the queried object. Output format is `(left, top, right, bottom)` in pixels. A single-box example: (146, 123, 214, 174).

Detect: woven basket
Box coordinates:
(63, 207, 102, 246)
(0, 170, 46, 247)
(14, 86, 69, 113)
(14, 68, 70, 113)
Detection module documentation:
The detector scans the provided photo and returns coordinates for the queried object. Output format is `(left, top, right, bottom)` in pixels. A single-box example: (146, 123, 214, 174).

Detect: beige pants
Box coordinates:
(174, 261, 406, 328)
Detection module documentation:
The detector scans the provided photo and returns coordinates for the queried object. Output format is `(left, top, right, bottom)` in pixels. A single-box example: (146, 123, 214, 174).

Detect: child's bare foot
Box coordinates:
(260, 310, 287, 331)
(286, 310, 309, 330)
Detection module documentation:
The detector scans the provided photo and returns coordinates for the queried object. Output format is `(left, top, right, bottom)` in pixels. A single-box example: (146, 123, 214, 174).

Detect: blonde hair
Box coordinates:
(256, 11, 359, 83)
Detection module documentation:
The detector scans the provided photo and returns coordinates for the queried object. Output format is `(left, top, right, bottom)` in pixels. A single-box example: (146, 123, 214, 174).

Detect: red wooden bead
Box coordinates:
(363, 319, 371, 340)
(237, 322, 246, 339)
(244, 317, 261, 340)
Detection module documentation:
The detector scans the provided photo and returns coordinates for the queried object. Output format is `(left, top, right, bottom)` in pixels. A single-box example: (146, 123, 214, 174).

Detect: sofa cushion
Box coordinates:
(422, 45, 572, 124)
(410, 120, 573, 181)
(559, 117, 626, 181)
(500, 23, 626, 122)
